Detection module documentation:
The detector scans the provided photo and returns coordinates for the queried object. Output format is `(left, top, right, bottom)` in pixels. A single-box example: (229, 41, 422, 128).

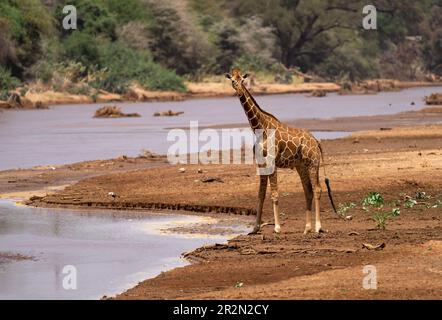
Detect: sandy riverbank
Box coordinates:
(1, 80, 441, 110)
(1, 121, 441, 299)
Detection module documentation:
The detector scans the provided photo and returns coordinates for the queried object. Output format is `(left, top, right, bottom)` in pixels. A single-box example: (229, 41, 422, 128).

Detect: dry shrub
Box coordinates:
(94, 106, 140, 118)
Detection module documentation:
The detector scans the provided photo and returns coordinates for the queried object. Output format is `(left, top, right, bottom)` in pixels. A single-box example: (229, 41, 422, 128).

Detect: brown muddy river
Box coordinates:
(0, 199, 250, 299)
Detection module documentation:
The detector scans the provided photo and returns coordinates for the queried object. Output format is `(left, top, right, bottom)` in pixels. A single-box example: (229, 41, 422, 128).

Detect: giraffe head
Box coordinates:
(225, 68, 249, 95)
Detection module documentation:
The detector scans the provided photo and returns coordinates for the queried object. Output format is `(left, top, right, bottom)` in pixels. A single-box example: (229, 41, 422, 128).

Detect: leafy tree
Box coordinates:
(54, 0, 117, 40)
(421, 1, 442, 75)
(229, 0, 361, 69)
(212, 23, 241, 74)
(0, 0, 54, 79)
(316, 37, 379, 81)
(148, 4, 193, 74)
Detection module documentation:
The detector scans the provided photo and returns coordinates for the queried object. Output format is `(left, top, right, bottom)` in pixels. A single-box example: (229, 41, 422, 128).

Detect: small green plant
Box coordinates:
(390, 207, 401, 217)
(338, 202, 356, 216)
(362, 192, 384, 208)
(372, 207, 400, 229)
(372, 212, 390, 230)
(404, 198, 417, 208)
(234, 282, 244, 288)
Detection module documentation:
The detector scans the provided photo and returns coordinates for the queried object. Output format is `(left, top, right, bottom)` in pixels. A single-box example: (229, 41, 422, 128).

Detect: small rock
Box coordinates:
(362, 242, 386, 251)
(345, 215, 353, 220)
(201, 177, 224, 183)
(197, 168, 203, 174)
(310, 90, 327, 97)
(153, 110, 184, 117)
(179, 167, 186, 173)
(108, 192, 117, 198)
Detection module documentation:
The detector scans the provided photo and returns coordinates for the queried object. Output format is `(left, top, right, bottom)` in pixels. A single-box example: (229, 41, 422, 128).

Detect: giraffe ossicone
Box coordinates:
(226, 68, 338, 234)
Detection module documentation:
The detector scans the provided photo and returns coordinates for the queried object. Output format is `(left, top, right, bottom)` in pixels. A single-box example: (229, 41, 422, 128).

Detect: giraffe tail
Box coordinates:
(318, 143, 338, 214)
(324, 177, 337, 214)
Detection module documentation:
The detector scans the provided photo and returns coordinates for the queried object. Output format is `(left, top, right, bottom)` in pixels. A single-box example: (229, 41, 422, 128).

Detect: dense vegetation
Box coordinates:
(0, 0, 441, 97)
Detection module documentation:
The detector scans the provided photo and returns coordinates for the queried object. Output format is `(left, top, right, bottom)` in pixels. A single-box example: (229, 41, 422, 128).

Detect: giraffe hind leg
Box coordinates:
(297, 166, 313, 235)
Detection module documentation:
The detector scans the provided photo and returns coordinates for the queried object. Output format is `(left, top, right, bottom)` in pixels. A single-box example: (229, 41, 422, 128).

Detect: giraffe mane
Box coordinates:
(241, 84, 280, 122)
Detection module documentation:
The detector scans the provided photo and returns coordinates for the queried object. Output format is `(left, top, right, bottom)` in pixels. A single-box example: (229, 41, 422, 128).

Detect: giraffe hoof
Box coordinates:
(274, 225, 281, 233)
(315, 228, 326, 234)
(303, 228, 312, 235)
(248, 227, 261, 235)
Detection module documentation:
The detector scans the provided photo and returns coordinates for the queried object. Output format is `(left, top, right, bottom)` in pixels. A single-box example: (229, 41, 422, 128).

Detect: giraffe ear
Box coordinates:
(225, 73, 232, 79)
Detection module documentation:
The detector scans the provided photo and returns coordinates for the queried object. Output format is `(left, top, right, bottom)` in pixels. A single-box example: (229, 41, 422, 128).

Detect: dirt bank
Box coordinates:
(1, 80, 440, 110)
(0, 155, 168, 200)
(5, 124, 438, 299)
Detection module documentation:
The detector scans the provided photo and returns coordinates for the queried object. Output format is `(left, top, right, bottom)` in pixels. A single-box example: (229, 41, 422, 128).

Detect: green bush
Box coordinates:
(34, 61, 54, 84)
(0, 66, 20, 100)
(55, 0, 116, 39)
(234, 54, 268, 73)
(61, 32, 101, 68)
(0, 0, 54, 78)
(315, 39, 379, 81)
(362, 192, 384, 208)
(90, 43, 186, 93)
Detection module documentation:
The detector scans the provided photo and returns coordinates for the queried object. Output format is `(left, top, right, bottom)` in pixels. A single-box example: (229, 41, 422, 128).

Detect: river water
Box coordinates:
(0, 200, 249, 299)
(0, 87, 440, 170)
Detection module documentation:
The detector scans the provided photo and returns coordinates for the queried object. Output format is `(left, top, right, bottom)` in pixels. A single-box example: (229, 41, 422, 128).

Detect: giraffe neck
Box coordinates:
(238, 85, 271, 131)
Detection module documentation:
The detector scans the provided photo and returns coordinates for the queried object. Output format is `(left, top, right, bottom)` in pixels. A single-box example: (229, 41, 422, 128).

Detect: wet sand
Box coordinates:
(1, 122, 440, 299)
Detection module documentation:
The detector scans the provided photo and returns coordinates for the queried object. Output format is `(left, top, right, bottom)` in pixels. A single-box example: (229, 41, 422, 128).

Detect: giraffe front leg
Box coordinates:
(269, 170, 281, 233)
(304, 210, 312, 235)
(249, 175, 268, 235)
